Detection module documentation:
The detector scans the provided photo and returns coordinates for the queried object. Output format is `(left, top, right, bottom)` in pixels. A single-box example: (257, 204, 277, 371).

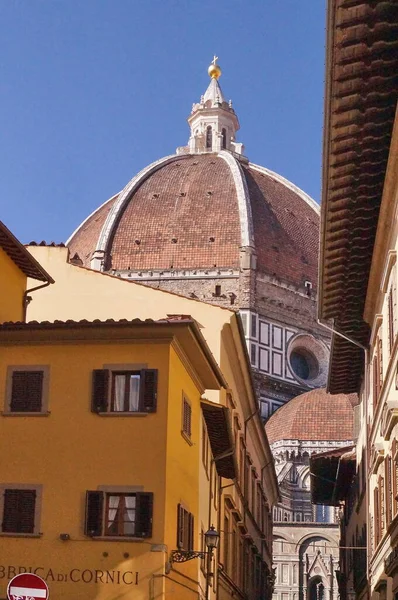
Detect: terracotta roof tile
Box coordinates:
(244, 166, 319, 289)
(107, 154, 240, 270)
(68, 196, 117, 266)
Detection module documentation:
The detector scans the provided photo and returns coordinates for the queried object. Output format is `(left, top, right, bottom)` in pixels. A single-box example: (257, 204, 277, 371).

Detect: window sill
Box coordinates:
(0, 532, 42, 538)
(1, 411, 50, 417)
(90, 536, 148, 542)
(181, 431, 193, 446)
(97, 412, 149, 417)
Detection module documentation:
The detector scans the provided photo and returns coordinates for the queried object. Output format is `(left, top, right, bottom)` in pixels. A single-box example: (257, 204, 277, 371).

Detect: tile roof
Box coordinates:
(0, 221, 54, 283)
(201, 400, 236, 479)
(265, 388, 358, 445)
(67, 153, 320, 291)
(244, 165, 319, 289)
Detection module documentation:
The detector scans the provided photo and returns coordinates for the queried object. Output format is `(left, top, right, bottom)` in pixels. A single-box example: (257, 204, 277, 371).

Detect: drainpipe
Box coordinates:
(23, 280, 52, 322)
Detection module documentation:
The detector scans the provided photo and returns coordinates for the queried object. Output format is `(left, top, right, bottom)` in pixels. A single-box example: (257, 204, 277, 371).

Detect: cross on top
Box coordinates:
(212, 55, 218, 65)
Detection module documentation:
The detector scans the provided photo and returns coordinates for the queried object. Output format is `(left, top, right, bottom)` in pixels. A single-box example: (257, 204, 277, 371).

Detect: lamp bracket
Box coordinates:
(170, 550, 206, 563)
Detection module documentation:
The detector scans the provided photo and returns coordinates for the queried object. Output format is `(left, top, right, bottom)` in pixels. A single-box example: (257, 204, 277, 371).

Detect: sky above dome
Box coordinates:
(0, 0, 326, 244)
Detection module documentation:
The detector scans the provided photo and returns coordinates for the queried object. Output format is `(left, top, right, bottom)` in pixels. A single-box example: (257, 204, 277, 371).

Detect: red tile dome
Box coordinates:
(67, 152, 319, 289)
(265, 388, 358, 445)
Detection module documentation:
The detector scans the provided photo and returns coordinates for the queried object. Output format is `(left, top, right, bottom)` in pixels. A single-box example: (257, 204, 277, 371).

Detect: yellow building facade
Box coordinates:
(0, 317, 233, 600)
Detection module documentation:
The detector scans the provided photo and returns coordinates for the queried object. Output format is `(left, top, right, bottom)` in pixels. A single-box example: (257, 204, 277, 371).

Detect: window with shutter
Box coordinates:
(2, 489, 36, 534)
(182, 397, 192, 439)
(10, 371, 43, 412)
(85, 490, 153, 538)
(386, 457, 392, 526)
(389, 287, 395, 353)
(85, 491, 104, 537)
(92, 368, 158, 414)
(176, 504, 194, 551)
(380, 475, 385, 537)
(374, 487, 380, 546)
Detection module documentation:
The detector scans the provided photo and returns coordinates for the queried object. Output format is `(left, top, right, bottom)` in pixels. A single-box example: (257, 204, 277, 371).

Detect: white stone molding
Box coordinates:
(370, 314, 383, 348)
(93, 154, 189, 270)
(65, 193, 119, 247)
(218, 151, 254, 248)
(380, 249, 397, 293)
(249, 162, 320, 214)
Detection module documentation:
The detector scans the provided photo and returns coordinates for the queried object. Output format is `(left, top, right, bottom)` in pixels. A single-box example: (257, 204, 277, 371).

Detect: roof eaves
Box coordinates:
(201, 400, 236, 480)
(0, 221, 54, 284)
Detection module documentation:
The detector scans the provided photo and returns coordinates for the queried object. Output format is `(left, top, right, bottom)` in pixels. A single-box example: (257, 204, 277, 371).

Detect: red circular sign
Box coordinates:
(7, 573, 49, 600)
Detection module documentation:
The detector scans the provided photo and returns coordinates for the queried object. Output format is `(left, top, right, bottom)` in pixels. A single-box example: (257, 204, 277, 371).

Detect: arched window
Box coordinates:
(206, 126, 212, 150)
(222, 128, 227, 149)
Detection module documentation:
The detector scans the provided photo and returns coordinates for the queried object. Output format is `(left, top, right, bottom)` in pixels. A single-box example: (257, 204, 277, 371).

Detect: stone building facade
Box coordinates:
(67, 60, 330, 421)
(265, 388, 357, 600)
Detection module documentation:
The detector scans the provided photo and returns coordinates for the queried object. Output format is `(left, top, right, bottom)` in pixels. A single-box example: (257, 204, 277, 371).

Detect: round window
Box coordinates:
(289, 348, 319, 380)
(287, 333, 329, 388)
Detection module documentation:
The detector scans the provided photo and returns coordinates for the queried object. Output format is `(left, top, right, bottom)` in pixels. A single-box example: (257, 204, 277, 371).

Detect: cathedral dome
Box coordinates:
(67, 60, 319, 296)
(265, 388, 358, 445)
(67, 153, 319, 287)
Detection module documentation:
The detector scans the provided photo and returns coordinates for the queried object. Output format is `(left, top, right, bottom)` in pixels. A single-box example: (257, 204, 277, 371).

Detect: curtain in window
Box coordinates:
(108, 495, 120, 529)
(124, 496, 136, 535)
(114, 376, 125, 411)
(129, 375, 140, 412)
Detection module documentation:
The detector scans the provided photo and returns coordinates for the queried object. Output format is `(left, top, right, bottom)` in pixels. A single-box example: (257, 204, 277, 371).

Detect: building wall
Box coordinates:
(0, 247, 26, 322)
(21, 245, 279, 598)
(0, 339, 180, 599)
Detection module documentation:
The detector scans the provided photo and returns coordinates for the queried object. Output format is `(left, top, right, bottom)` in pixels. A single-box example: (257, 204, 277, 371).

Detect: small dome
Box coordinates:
(265, 388, 358, 445)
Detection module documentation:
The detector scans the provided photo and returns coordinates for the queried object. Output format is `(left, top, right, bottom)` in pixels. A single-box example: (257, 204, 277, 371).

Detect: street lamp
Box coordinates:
(170, 525, 220, 598)
(204, 525, 219, 550)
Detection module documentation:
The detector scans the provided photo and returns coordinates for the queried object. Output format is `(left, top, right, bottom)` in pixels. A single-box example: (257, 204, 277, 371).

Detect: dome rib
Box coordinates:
(249, 163, 320, 214)
(218, 151, 254, 248)
(97, 154, 190, 263)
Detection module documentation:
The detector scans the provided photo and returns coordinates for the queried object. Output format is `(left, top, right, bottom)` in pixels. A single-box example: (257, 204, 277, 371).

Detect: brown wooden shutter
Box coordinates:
(373, 356, 380, 407)
(177, 504, 184, 549)
(10, 371, 43, 412)
(140, 370, 158, 413)
(85, 491, 103, 536)
(135, 492, 153, 538)
(386, 457, 392, 526)
(389, 288, 394, 353)
(91, 370, 109, 413)
(183, 400, 192, 437)
(2, 489, 36, 533)
(374, 487, 380, 546)
(188, 513, 194, 551)
(378, 337, 383, 390)
(380, 475, 385, 537)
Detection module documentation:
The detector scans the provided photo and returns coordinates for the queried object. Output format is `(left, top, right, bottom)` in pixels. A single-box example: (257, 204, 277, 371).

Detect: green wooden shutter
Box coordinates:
(91, 370, 109, 413)
(140, 370, 158, 412)
(85, 491, 104, 536)
(10, 371, 43, 412)
(135, 492, 153, 538)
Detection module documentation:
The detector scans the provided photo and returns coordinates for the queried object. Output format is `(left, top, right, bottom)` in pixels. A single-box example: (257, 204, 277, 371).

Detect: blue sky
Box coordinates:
(0, 1, 326, 243)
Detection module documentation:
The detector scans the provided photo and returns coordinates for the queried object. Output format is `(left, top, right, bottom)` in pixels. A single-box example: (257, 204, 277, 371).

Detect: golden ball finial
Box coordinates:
(208, 55, 221, 80)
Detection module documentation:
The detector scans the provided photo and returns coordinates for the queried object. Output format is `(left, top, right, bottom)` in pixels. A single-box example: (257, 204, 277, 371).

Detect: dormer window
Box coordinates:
(222, 128, 227, 149)
(206, 126, 212, 150)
